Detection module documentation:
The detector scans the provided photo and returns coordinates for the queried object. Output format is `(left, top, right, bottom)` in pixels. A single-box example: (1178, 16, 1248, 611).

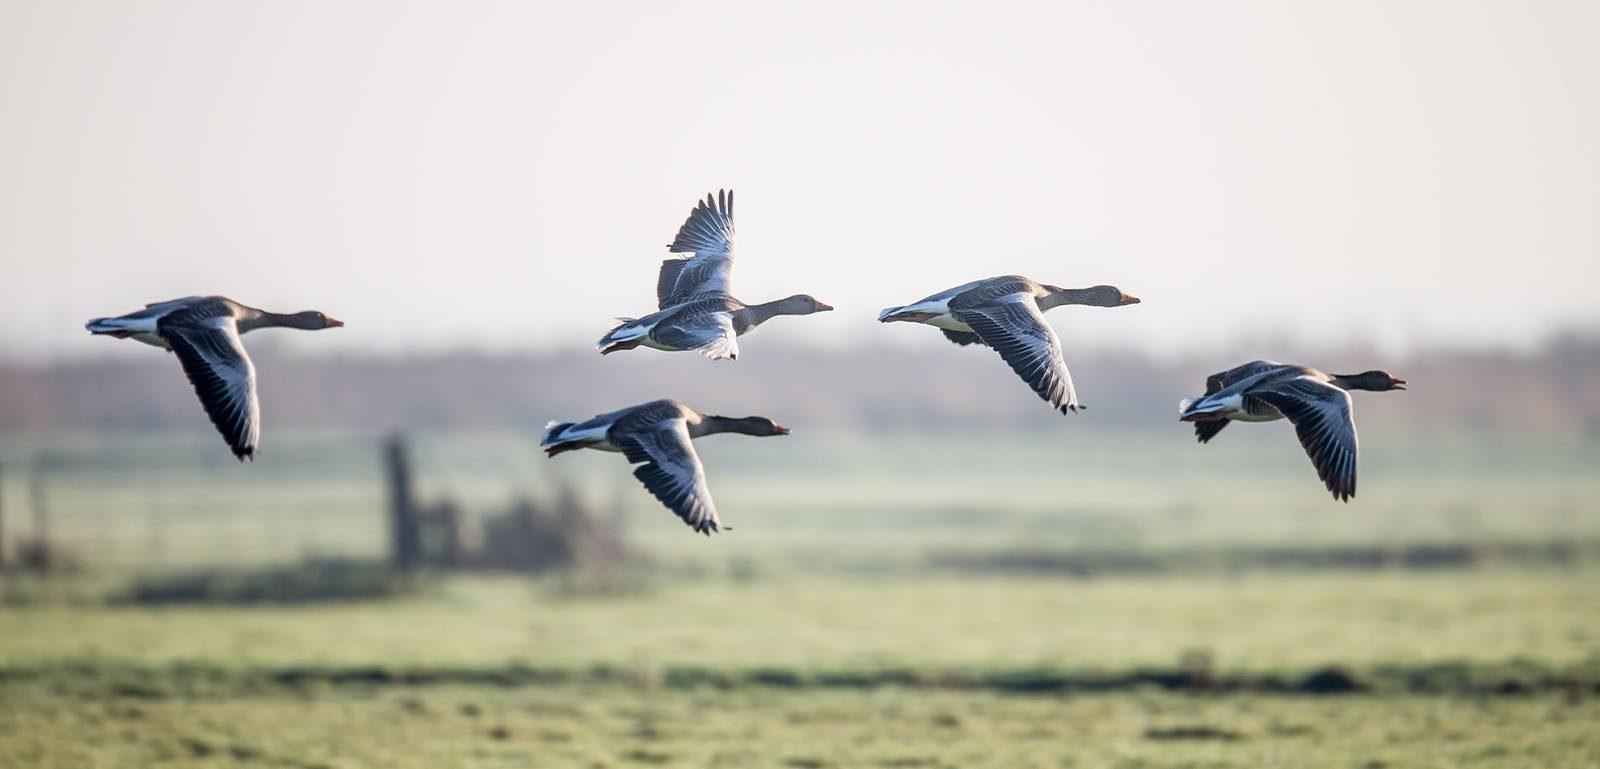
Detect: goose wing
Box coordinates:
(658, 190, 735, 309)
(1249, 376, 1359, 501)
(159, 310, 260, 460)
(651, 310, 740, 360)
(954, 293, 1079, 413)
(611, 416, 721, 535)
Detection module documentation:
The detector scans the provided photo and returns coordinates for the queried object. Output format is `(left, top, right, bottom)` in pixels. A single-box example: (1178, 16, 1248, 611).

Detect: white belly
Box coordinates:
(1231, 411, 1281, 423)
(926, 313, 973, 332)
(1209, 394, 1282, 422)
(133, 333, 171, 349)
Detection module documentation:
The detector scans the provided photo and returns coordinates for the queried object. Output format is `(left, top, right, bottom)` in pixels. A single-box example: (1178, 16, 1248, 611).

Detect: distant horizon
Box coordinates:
(8, 315, 1598, 367)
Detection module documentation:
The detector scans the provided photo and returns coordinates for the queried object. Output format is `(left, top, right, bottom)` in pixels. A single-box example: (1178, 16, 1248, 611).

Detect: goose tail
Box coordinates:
(541, 420, 576, 447)
(596, 318, 649, 354)
(85, 317, 128, 335)
(540, 421, 590, 457)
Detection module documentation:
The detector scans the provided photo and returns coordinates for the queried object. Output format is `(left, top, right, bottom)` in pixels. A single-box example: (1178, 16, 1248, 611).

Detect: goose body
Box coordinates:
(1179, 361, 1406, 501)
(86, 296, 343, 460)
(542, 399, 790, 535)
(597, 190, 832, 359)
(878, 275, 1140, 413)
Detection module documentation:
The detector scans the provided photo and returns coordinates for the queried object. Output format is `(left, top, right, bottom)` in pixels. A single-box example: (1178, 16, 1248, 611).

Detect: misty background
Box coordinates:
(1, 1, 1597, 571)
(2, 0, 1598, 361)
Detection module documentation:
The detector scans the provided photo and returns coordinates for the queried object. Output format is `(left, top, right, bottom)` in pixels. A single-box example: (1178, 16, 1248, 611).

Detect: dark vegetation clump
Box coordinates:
(925, 539, 1599, 577)
(113, 558, 418, 606)
(384, 434, 633, 575)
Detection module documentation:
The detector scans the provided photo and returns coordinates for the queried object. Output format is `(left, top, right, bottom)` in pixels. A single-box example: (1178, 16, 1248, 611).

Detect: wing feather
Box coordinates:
(658, 190, 735, 308)
(611, 418, 721, 535)
(954, 294, 1080, 413)
(160, 316, 260, 460)
(650, 303, 740, 359)
(1251, 377, 1360, 501)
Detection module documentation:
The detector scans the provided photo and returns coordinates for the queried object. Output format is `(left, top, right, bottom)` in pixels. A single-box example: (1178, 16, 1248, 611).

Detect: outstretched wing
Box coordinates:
(955, 293, 1079, 413)
(1193, 420, 1229, 444)
(658, 190, 735, 308)
(160, 315, 260, 460)
(612, 419, 721, 535)
(651, 310, 740, 360)
(1250, 377, 1359, 501)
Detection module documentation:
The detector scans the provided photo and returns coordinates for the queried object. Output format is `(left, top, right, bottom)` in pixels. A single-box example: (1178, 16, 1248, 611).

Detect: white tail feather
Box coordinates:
(540, 420, 575, 446)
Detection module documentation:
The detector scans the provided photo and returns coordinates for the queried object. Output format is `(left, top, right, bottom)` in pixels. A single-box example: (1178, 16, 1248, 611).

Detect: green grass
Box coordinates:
(5, 429, 1600, 572)
(3, 429, 1599, 766)
(3, 684, 1597, 768)
(5, 573, 1596, 673)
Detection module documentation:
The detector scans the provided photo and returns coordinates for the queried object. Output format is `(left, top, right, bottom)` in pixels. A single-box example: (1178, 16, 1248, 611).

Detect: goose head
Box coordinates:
(1341, 370, 1406, 391)
(708, 415, 791, 436)
(1045, 284, 1141, 307)
(772, 294, 834, 315)
(282, 310, 344, 330)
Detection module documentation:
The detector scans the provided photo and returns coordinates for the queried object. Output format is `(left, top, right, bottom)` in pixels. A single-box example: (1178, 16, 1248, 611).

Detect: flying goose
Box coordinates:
(86, 296, 343, 460)
(541, 399, 789, 535)
(878, 275, 1140, 413)
(597, 190, 832, 359)
(1179, 361, 1406, 501)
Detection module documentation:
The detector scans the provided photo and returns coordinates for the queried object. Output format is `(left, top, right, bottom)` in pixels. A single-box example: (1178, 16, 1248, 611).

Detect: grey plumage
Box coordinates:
(541, 399, 791, 536)
(1180, 362, 1405, 502)
(600, 190, 831, 358)
(879, 275, 1141, 414)
(86, 296, 341, 460)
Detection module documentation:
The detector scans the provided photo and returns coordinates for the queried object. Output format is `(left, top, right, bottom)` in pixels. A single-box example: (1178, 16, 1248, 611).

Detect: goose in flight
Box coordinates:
(878, 275, 1140, 413)
(597, 190, 832, 359)
(86, 296, 343, 460)
(541, 399, 790, 535)
(1179, 361, 1406, 501)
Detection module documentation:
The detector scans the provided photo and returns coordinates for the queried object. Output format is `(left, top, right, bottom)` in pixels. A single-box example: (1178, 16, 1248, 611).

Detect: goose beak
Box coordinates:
(1120, 295, 1141, 305)
(814, 301, 834, 312)
(326, 318, 345, 328)
(1392, 378, 1406, 390)
(773, 423, 791, 435)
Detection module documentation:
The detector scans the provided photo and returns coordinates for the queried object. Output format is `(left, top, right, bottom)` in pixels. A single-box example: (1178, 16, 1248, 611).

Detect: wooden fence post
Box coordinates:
(384, 434, 421, 572)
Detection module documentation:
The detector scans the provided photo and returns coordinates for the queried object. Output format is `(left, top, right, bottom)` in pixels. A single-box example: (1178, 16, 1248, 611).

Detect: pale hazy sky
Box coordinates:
(2, 1, 1596, 360)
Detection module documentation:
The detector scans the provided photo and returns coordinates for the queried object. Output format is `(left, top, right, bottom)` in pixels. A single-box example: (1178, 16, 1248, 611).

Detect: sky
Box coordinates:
(1, 0, 1596, 361)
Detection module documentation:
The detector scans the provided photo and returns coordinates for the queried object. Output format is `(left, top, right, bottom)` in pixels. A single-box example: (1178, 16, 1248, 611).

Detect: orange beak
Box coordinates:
(773, 423, 791, 435)
(326, 317, 345, 328)
(814, 301, 834, 312)
(1120, 295, 1141, 305)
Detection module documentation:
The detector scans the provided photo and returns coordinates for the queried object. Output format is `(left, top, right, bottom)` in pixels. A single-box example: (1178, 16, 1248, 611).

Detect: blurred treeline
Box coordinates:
(3, 331, 1599, 437)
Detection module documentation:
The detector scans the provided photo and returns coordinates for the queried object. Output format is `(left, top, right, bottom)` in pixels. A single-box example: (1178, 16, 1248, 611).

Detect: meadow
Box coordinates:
(2, 428, 1599, 767)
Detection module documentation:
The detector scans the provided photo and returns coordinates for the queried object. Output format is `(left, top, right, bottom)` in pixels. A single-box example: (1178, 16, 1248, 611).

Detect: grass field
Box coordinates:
(6, 684, 1598, 768)
(3, 429, 1599, 766)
